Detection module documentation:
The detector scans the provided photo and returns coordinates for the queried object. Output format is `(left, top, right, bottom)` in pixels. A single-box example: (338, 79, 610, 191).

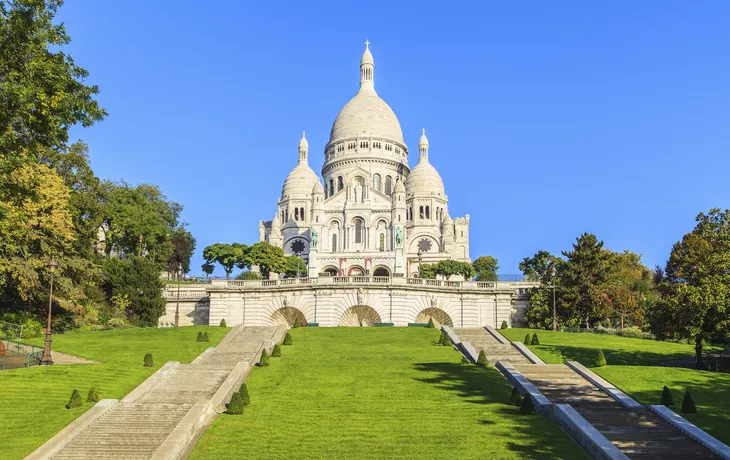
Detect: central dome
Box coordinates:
(327, 43, 405, 147)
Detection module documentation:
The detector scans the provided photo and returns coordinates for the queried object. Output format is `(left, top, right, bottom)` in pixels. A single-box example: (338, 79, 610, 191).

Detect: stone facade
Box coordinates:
(259, 43, 470, 278)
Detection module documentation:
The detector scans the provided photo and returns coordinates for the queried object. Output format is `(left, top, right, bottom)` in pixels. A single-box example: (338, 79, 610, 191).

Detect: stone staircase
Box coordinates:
(30, 325, 284, 460)
(452, 327, 531, 363)
(513, 364, 719, 459)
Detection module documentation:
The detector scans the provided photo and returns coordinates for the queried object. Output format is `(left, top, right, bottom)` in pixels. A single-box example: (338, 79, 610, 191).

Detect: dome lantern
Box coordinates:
(419, 128, 429, 161)
(298, 131, 309, 163)
(360, 40, 374, 91)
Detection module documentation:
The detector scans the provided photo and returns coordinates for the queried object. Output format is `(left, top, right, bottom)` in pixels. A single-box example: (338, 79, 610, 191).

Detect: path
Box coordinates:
(28, 325, 285, 460)
(451, 327, 723, 459)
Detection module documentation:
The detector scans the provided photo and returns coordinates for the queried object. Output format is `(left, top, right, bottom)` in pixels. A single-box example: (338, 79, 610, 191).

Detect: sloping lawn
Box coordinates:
(0, 326, 229, 460)
(190, 328, 586, 459)
(499, 328, 730, 446)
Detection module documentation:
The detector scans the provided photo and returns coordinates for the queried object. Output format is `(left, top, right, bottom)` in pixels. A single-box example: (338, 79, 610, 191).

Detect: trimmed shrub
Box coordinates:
(520, 393, 536, 415)
(272, 343, 282, 357)
(508, 387, 523, 406)
(143, 353, 153, 368)
(283, 332, 293, 345)
(427, 318, 435, 329)
(524, 333, 531, 344)
(293, 317, 301, 328)
(220, 319, 227, 327)
(227, 392, 244, 415)
(477, 350, 489, 367)
(531, 333, 540, 345)
(66, 389, 83, 409)
(594, 349, 607, 367)
(461, 355, 470, 364)
(239, 383, 251, 406)
(196, 331, 203, 342)
(87, 387, 100, 403)
(501, 320, 508, 330)
(661, 386, 674, 407)
(438, 330, 445, 344)
(203, 332, 209, 342)
(442, 333, 452, 347)
(258, 349, 270, 367)
(681, 391, 697, 414)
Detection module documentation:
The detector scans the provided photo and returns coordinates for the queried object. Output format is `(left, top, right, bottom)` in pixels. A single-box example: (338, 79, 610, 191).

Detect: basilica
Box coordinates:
(259, 43, 471, 278)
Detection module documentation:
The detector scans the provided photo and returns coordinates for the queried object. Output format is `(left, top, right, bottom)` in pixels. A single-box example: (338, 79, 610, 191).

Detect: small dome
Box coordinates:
(419, 128, 429, 149)
(298, 131, 309, 151)
(312, 180, 324, 195)
(361, 45, 374, 66)
(394, 177, 405, 193)
(406, 160, 445, 197)
(282, 162, 318, 199)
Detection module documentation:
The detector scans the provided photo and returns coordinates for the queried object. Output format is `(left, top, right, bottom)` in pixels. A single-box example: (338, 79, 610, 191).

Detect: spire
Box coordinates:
(298, 131, 309, 163)
(418, 128, 429, 161)
(360, 40, 374, 91)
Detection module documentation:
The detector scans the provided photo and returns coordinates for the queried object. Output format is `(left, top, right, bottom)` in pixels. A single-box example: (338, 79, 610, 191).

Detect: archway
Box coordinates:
(320, 266, 338, 276)
(415, 308, 453, 327)
(348, 266, 365, 276)
(372, 266, 390, 277)
(270, 307, 307, 327)
(339, 305, 381, 327)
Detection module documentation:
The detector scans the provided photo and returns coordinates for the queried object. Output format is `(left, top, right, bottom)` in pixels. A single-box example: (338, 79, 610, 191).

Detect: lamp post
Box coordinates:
(174, 263, 182, 327)
(41, 256, 58, 365)
(417, 250, 422, 278)
(551, 264, 558, 332)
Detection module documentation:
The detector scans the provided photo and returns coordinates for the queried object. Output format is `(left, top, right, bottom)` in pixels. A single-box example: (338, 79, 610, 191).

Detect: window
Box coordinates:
(373, 173, 381, 191)
(338, 176, 344, 191)
(425, 206, 430, 219)
(379, 234, 385, 251)
(419, 206, 424, 219)
(355, 219, 363, 244)
(329, 179, 334, 196)
(385, 175, 392, 196)
(300, 207, 305, 222)
(295, 208, 299, 221)
(332, 234, 337, 252)
(285, 208, 289, 221)
(461, 231, 464, 237)
(316, 216, 319, 223)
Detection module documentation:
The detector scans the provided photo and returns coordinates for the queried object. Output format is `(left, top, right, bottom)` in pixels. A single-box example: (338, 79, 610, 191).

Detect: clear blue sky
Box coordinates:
(60, 1, 730, 276)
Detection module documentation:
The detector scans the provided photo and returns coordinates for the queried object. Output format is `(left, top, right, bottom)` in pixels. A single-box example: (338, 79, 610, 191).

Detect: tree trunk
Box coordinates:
(695, 335, 706, 370)
(620, 314, 624, 331)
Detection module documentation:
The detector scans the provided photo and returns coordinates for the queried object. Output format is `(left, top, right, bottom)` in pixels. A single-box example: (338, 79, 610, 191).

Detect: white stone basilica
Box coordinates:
(259, 43, 470, 278)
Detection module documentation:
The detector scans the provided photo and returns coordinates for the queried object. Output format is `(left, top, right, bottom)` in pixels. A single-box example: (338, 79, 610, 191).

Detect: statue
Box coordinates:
(357, 288, 364, 305)
(354, 182, 362, 202)
(282, 296, 291, 308)
(430, 295, 438, 308)
(310, 229, 318, 248)
(395, 227, 403, 248)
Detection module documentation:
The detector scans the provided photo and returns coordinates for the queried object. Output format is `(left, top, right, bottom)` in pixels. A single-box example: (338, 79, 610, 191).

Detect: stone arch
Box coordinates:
(320, 265, 339, 276)
(339, 305, 382, 327)
(348, 265, 365, 276)
(415, 308, 453, 327)
(372, 266, 390, 277)
(270, 307, 307, 327)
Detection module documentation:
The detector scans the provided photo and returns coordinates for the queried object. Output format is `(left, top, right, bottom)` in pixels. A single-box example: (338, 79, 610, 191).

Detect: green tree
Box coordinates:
(249, 242, 287, 279)
(202, 243, 238, 279)
(102, 257, 165, 324)
(519, 250, 561, 282)
(201, 263, 215, 278)
(282, 256, 307, 278)
(473, 256, 499, 281)
(419, 263, 437, 279)
(167, 227, 196, 277)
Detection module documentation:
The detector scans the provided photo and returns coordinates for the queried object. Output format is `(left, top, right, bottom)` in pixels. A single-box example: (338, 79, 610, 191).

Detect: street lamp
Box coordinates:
(551, 264, 558, 332)
(417, 250, 423, 278)
(175, 263, 182, 327)
(41, 256, 58, 365)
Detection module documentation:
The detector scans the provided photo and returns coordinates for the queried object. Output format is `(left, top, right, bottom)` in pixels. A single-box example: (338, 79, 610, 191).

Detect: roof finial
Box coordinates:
(298, 130, 309, 163)
(302, 130, 306, 138)
(365, 39, 370, 50)
(422, 128, 425, 136)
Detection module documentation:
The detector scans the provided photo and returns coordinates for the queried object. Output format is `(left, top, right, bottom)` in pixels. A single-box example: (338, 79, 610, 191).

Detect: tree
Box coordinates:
(477, 350, 489, 366)
(520, 250, 561, 282)
(419, 263, 437, 279)
(653, 209, 730, 369)
(598, 251, 653, 330)
(249, 242, 287, 279)
(594, 349, 607, 367)
(167, 227, 196, 277)
(473, 256, 499, 281)
(102, 257, 165, 324)
(681, 391, 697, 414)
(282, 256, 307, 278)
(201, 263, 215, 278)
(661, 386, 674, 407)
(202, 243, 238, 279)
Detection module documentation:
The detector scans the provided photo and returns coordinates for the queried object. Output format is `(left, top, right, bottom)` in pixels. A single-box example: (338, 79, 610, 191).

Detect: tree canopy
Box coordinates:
(473, 256, 499, 281)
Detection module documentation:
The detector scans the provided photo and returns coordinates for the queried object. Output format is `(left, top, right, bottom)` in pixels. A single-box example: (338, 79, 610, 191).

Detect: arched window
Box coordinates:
(373, 173, 381, 191)
(332, 234, 337, 252)
(338, 176, 344, 191)
(425, 206, 430, 219)
(295, 208, 299, 221)
(419, 206, 424, 219)
(379, 233, 385, 251)
(285, 208, 289, 221)
(329, 179, 334, 196)
(301, 207, 305, 222)
(385, 176, 392, 196)
(355, 219, 363, 244)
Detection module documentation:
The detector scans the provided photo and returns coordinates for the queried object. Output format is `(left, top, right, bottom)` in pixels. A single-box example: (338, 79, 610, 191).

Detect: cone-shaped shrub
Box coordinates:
(461, 355, 469, 364)
(66, 389, 83, 409)
(283, 332, 293, 345)
(437, 330, 445, 344)
(509, 387, 523, 406)
(258, 349, 270, 367)
(661, 386, 674, 407)
(501, 320, 508, 330)
(227, 392, 244, 415)
(531, 333, 540, 345)
(272, 343, 282, 357)
(239, 383, 251, 406)
(143, 353, 153, 368)
(293, 317, 301, 328)
(203, 332, 209, 342)
(427, 318, 435, 328)
(520, 393, 536, 415)
(524, 333, 531, 344)
(681, 391, 697, 413)
(220, 319, 227, 327)
(594, 349, 607, 367)
(196, 331, 203, 342)
(87, 387, 100, 403)
(442, 333, 452, 347)
(477, 350, 489, 367)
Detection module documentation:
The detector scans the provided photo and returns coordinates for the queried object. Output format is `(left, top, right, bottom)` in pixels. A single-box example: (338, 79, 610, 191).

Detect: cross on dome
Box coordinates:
(365, 40, 370, 49)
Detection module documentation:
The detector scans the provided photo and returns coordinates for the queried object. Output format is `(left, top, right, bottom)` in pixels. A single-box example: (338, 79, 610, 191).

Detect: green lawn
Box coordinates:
(500, 328, 730, 445)
(190, 328, 586, 460)
(0, 326, 229, 460)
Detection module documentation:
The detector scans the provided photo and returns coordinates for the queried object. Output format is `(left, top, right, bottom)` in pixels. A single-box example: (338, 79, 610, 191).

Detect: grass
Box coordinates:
(190, 328, 586, 460)
(500, 327, 730, 445)
(0, 326, 229, 460)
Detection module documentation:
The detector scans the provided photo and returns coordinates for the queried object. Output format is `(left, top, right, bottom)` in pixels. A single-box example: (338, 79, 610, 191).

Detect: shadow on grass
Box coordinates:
(535, 344, 691, 367)
(413, 362, 587, 459)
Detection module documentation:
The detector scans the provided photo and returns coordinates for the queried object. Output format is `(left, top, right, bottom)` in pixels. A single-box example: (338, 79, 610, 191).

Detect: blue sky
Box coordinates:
(60, 1, 730, 276)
